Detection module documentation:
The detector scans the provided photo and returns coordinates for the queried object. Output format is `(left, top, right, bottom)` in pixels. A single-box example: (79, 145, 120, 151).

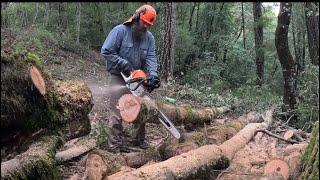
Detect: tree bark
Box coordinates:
(292, 3, 307, 73)
(253, 2, 265, 86)
(242, 3, 246, 49)
(188, 3, 196, 32)
(76, 3, 81, 45)
(275, 2, 297, 124)
(158, 2, 176, 81)
(305, 2, 319, 66)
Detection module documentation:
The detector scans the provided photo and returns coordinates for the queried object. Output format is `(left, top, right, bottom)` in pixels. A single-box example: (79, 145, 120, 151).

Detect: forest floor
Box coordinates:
(1, 28, 309, 179)
(43, 49, 308, 180)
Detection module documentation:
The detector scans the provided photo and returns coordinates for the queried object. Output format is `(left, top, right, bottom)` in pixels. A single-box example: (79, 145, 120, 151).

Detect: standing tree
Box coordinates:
(241, 3, 246, 49)
(305, 2, 319, 66)
(76, 3, 81, 45)
(253, 2, 264, 86)
(275, 2, 297, 125)
(158, 2, 177, 81)
(292, 3, 307, 73)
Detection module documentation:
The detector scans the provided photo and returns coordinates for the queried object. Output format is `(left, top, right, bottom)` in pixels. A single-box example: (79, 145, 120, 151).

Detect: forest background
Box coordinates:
(1, 2, 318, 132)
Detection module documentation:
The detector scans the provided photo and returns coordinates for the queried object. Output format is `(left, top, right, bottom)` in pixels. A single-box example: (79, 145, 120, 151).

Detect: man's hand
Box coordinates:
(122, 61, 134, 77)
(145, 75, 160, 93)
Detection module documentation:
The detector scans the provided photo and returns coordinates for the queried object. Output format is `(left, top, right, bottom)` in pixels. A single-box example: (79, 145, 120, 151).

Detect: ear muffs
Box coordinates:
(132, 7, 146, 21)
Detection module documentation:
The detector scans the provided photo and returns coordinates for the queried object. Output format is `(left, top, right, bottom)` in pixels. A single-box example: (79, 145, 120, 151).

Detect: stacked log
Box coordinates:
(106, 110, 274, 179)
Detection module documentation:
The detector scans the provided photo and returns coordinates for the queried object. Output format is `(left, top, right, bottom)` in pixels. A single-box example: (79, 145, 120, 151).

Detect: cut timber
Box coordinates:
(29, 65, 46, 96)
(283, 130, 294, 140)
(117, 94, 230, 125)
(55, 137, 96, 164)
(107, 109, 274, 179)
(264, 159, 289, 180)
(83, 149, 161, 179)
(1, 136, 62, 179)
(118, 94, 141, 123)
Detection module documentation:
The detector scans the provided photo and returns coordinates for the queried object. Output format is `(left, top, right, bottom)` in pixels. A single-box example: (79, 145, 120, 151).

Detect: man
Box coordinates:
(101, 4, 160, 153)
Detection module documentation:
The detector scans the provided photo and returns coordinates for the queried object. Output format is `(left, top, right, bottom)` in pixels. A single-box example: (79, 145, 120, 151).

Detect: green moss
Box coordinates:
(27, 52, 42, 68)
(184, 104, 194, 123)
(301, 122, 319, 180)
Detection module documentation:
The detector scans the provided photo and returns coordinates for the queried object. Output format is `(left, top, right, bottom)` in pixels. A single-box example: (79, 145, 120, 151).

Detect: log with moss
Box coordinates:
(1, 135, 62, 179)
(118, 94, 230, 126)
(1, 50, 93, 179)
(1, 50, 93, 145)
(300, 121, 319, 180)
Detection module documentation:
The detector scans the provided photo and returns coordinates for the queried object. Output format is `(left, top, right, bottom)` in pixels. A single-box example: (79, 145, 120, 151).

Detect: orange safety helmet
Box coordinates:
(124, 4, 157, 26)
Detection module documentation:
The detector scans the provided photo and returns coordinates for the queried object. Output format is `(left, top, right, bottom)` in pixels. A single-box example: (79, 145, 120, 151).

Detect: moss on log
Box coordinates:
(1, 135, 62, 179)
(1, 50, 93, 144)
(118, 94, 230, 126)
(301, 121, 319, 180)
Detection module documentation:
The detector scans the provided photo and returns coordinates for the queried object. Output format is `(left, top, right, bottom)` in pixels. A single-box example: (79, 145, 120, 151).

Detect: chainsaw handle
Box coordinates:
(127, 78, 146, 91)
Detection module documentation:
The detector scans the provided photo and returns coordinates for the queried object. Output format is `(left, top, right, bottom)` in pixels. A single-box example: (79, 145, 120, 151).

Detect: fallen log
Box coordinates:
(158, 112, 255, 160)
(83, 149, 161, 179)
(107, 109, 274, 179)
(1, 136, 62, 179)
(1, 50, 93, 156)
(118, 94, 230, 126)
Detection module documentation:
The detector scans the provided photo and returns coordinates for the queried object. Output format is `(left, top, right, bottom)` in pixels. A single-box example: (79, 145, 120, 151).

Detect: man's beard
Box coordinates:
(131, 22, 147, 41)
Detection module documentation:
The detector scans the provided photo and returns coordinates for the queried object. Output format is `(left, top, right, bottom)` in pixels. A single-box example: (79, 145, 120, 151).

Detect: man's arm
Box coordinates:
(145, 33, 159, 77)
(101, 26, 130, 73)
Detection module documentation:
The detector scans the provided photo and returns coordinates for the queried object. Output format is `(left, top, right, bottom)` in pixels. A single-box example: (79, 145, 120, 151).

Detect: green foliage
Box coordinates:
(296, 65, 319, 131)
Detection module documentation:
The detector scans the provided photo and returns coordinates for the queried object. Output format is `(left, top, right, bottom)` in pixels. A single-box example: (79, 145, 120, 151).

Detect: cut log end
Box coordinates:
(29, 65, 46, 96)
(264, 159, 289, 180)
(118, 94, 141, 123)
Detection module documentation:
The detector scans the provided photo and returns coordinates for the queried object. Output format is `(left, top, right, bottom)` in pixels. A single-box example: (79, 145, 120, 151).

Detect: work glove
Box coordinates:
(122, 61, 134, 77)
(145, 75, 161, 93)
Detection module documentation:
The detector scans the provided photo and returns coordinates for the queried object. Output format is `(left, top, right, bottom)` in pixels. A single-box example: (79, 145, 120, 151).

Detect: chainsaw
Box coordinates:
(121, 70, 181, 139)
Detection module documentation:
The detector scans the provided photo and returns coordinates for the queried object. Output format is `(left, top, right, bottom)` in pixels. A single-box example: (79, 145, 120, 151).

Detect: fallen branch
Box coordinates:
(255, 129, 299, 144)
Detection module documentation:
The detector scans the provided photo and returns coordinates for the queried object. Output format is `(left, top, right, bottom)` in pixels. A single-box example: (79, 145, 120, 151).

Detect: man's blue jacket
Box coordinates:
(101, 24, 158, 77)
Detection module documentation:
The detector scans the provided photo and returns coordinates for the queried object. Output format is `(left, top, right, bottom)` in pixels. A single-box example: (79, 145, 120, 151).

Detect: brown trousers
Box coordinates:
(106, 73, 146, 150)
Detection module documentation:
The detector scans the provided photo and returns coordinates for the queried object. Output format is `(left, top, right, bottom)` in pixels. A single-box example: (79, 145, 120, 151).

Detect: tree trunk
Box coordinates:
(242, 3, 246, 49)
(158, 2, 176, 81)
(292, 3, 307, 73)
(117, 94, 230, 128)
(275, 2, 297, 124)
(44, 3, 49, 27)
(253, 2, 264, 86)
(1, 3, 9, 28)
(189, 3, 196, 32)
(76, 3, 81, 45)
(305, 2, 319, 66)
(33, 3, 39, 25)
(195, 3, 200, 31)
